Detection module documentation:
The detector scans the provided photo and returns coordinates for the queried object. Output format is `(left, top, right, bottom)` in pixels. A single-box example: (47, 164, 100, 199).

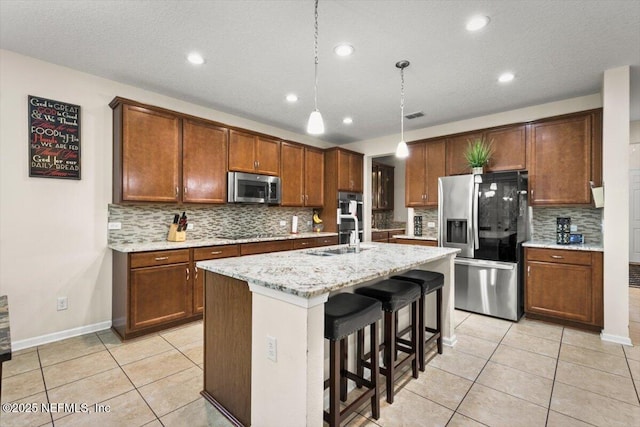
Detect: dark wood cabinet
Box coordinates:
(323, 148, 365, 232)
(372, 162, 394, 211)
(406, 139, 446, 207)
(228, 130, 280, 176)
(183, 119, 228, 203)
(445, 132, 483, 177)
(292, 235, 339, 249)
(280, 142, 324, 207)
(115, 103, 181, 202)
(525, 247, 603, 329)
(193, 245, 240, 314)
(395, 238, 438, 247)
(111, 98, 228, 204)
(529, 110, 602, 206)
(372, 229, 405, 243)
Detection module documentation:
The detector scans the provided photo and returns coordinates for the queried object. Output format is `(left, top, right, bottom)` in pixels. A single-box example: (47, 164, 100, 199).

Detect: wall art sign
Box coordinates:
(28, 95, 81, 179)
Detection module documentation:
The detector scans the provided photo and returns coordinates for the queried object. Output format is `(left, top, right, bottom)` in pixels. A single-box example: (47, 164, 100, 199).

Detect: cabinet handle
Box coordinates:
(210, 250, 223, 255)
(300, 242, 309, 246)
(184, 187, 187, 195)
(527, 265, 530, 277)
(305, 194, 308, 202)
(175, 187, 179, 197)
(550, 255, 564, 259)
(186, 267, 190, 281)
(195, 266, 198, 280)
(154, 256, 169, 261)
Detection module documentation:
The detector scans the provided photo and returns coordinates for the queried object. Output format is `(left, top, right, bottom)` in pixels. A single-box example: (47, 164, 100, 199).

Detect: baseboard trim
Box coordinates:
(12, 320, 112, 352)
(600, 331, 633, 346)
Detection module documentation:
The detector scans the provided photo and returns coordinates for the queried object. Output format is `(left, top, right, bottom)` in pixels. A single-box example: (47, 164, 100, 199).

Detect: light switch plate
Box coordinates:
(279, 220, 286, 226)
(570, 224, 577, 232)
(186, 223, 194, 230)
(427, 222, 436, 228)
(266, 335, 277, 362)
(108, 222, 122, 230)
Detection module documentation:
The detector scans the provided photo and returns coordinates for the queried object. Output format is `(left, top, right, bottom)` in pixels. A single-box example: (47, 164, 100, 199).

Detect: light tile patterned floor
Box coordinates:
(2, 288, 639, 426)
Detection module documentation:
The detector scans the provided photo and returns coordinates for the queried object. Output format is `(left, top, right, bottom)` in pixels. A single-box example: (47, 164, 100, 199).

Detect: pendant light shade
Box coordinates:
(395, 60, 410, 159)
(307, 109, 325, 134)
(396, 140, 409, 158)
(307, 0, 325, 135)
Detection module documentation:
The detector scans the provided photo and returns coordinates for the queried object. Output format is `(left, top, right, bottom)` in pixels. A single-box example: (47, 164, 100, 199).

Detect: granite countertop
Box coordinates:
(0, 295, 11, 363)
(109, 232, 339, 253)
(523, 240, 603, 252)
(371, 227, 406, 232)
(197, 242, 460, 298)
(392, 234, 438, 241)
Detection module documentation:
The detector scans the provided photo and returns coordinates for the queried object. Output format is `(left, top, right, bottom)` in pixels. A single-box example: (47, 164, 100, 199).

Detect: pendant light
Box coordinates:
(395, 60, 410, 158)
(307, 0, 325, 135)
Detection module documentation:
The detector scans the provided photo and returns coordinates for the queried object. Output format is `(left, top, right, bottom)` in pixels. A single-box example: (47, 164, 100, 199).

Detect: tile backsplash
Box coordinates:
(108, 204, 314, 244)
(530, 207, 602, 243)
(413, 208, 438, 239)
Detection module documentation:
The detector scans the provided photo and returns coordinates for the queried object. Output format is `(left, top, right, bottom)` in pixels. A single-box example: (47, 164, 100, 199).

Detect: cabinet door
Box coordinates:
(228, 130, 257, 173)
(405, 143, 427, 207)
(130, 263, 189, 330)
(425, 139, 446, 206)
(182, 120, 228, 203)
(526, 261, 594, 324)
(122, 105, 181, 202)
(484, 125, 526, 172)
(446, 132, 483, 176)
(378, 165, 394, 210)
(280, 143, 304, 206)
(337, 150, 351, 191)
(350, 153, 364, 193)
(255, 136, 280, 175)
(304, 147, 324, 207)
(371, 165, 380, 209)
(529, 114, 592, 205)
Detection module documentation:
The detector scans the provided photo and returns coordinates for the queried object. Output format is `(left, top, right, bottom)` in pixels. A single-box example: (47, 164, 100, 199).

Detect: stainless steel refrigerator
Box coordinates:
(438, 172, 529, 321)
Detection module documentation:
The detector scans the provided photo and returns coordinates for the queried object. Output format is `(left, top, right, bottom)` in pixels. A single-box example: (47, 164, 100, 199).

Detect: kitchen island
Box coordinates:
(197, 242, 459, 427)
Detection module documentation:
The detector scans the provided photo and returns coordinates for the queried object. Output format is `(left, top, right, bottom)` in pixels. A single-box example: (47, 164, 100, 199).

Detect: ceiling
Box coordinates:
(1, 0, 639, 145)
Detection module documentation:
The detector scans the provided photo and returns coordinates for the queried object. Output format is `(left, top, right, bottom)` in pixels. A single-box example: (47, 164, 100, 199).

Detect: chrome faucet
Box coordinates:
(339, 214, 360, 253)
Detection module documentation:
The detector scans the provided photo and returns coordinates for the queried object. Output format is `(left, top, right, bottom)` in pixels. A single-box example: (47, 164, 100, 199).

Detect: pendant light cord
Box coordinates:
(313, 0, 319, 111)
(400, 66, 405, 141)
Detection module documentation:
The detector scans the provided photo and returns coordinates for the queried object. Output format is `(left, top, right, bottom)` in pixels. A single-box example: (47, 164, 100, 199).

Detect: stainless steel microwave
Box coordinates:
(227, 172, 281, 204)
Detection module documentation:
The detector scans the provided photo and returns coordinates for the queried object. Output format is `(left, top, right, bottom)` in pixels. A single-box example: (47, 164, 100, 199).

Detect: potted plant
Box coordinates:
(464, 137, 493, 174)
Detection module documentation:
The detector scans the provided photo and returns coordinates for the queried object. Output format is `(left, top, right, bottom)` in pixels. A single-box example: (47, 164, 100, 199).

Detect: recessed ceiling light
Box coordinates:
(286, 94, 299, 102)
(334, 44, 354, 57)
(187, 52, 205, 65)
(466, 15, 490, 32)
(498, 72, 515, 83)
(343, 117, 353, 125)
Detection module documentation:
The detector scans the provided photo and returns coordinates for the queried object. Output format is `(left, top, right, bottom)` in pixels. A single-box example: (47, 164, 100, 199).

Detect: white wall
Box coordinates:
(0, 50, 328, 347)
(630, 121, 640, 169)
(601, 66, 631, 345)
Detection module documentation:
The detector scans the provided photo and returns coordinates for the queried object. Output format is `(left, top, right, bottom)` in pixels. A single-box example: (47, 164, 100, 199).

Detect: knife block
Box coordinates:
(167, 224, 186, 242)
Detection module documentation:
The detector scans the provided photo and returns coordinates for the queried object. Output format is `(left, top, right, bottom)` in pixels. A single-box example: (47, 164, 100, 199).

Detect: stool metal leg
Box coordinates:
(384, 310, 395, 404)
(356, 328, 364, 388)
(436, 288, 443, 354)
(411, 300, 419, 379)
(370, 321, 380, 420)
(340, 338, 348, 401)
(418, 294, 426, 371)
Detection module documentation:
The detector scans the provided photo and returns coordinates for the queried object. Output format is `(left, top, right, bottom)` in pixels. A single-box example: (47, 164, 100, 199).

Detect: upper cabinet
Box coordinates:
(333, 148, 363, 192)
(372, 162, 394, 211)
(182, 120, 229, 204)
(280, 142, 324, 207)
(111, 98, 228, 204)
(446, 125, 526, 176)
(405, 138, 446, 207)
(529, 110, 602, 206)
(228, 130, 280, 176)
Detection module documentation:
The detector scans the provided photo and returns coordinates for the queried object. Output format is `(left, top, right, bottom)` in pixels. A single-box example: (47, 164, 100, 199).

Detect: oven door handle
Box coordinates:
(455, 258, 516, 270)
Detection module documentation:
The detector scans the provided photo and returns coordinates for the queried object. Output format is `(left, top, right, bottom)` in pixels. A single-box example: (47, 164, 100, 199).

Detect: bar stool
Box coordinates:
(324, 293, 382, 426)
(355, 278, 421, 404)
(391, 270, 444, 371)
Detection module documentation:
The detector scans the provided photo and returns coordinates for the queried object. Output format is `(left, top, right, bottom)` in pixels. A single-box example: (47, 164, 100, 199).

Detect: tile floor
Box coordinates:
(1, 288, 639, 427)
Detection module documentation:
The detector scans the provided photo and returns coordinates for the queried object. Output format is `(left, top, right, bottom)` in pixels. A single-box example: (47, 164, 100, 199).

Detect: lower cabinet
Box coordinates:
(372, 229, 406, 243)
(525, 247, 603, 329)
(112, 236, 338, 339)
(394, 238, 437, 247)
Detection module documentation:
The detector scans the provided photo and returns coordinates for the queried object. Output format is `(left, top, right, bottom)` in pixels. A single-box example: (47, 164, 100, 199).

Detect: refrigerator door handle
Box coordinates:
(455, 258, 516, 270)
(472, 181, 479, 250)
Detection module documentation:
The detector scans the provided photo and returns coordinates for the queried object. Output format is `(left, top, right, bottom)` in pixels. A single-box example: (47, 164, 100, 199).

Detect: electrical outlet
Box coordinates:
(570, 224, 578, 232)
(186, 223, 194, 230)
(108, 222, 122, 230)
(307, 221, 311, 226)
(427, 222, 436, 228)
(266, 335, 277, 362)
(57, 296, 68, 311)
(279, 220, 286, 226)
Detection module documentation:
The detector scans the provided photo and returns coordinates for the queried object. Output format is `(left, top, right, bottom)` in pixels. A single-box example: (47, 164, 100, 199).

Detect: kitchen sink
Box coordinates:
(307, 245, 375, 256)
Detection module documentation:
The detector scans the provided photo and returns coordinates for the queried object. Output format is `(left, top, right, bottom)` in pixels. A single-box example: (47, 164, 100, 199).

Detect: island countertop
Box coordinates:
(196, 242, 460, 298)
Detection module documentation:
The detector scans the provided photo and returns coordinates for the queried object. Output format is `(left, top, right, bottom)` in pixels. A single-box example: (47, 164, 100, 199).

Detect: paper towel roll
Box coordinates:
(291, 215, 298, 233)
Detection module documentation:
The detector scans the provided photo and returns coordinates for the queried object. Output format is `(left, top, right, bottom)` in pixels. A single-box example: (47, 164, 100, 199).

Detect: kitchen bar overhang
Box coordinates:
(197, 242, 460, 426)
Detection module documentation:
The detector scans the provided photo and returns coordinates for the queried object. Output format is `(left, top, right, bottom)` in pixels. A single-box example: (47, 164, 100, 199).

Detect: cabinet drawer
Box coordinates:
(193, 244, 240, 261)
(317, 236, 338, 246)
(130, 249, 190, 268)
(241, 240, 293, 256)
(372, 231, 388, 242)
(526, 248, 592, 266)
(395, 238, 438, 247)
(293, 238, 318, 249)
